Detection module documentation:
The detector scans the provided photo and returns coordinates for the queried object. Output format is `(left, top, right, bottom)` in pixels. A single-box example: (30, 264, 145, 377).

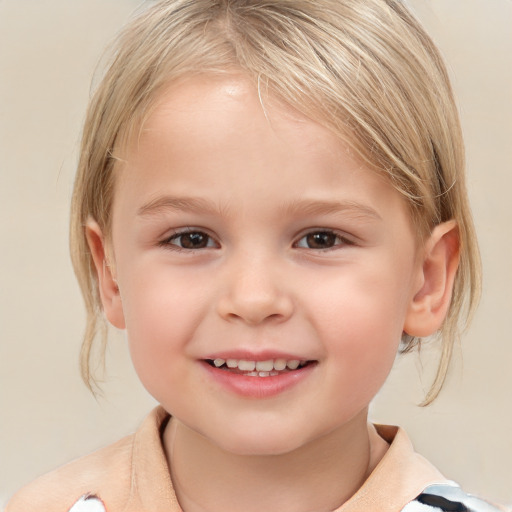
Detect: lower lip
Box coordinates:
(200, 361, 316, 399)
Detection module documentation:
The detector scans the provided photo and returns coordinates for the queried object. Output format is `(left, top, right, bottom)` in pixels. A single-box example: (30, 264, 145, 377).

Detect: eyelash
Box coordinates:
(159, 229, 218, 251)
(293, 230, 354, 251)
(159, 228, 353, 252)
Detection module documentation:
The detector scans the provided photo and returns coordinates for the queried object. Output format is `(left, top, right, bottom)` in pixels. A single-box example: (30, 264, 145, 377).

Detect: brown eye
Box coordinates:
(296, 231, 347, 249)
(167, 231, 216, 249)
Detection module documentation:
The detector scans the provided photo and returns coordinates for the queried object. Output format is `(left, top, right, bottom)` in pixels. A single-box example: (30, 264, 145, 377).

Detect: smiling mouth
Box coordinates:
(204, 358, 315, 377)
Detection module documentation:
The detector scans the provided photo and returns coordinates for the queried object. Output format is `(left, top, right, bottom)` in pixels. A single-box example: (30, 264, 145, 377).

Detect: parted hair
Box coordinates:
(70, 0, 481, 404)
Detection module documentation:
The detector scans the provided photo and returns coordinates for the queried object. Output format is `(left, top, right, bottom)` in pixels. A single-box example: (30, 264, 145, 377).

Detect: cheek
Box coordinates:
(118, 266, 209, 384)
(325, 303, 401, 389)
(319, 305, 402, 420)
(309, 261, 411, 340)
(307, 263, 410, 391)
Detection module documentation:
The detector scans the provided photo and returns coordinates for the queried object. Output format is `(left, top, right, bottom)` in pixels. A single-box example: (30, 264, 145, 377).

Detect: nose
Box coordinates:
(216, 254, 294, 326)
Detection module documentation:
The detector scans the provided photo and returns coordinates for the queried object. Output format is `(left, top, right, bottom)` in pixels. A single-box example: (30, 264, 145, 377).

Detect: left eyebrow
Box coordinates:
(282, 199, 382, 221)
(137, 195, 222, 217)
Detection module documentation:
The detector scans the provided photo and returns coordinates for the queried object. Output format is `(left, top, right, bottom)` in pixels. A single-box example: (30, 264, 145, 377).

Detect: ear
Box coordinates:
(85, 220, 126, 329)
(404, 221, 460, 338)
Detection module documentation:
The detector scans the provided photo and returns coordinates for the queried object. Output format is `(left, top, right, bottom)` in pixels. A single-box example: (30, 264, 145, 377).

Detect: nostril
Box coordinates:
(217, 293, 294, 326)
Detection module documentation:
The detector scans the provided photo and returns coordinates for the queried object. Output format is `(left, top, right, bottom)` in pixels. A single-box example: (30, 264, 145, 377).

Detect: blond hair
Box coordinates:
(71, 0, 481, 404)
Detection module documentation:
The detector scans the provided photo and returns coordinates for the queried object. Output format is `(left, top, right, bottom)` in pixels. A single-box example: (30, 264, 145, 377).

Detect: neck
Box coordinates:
(163, 410, 388, 512)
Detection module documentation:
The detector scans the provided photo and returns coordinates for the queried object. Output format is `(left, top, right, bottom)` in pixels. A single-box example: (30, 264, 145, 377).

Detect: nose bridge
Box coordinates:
(217, 247, 294, 325)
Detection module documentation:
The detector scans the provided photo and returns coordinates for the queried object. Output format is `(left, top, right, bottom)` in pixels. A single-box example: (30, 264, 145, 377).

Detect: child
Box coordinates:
(5, 0, 507, 511)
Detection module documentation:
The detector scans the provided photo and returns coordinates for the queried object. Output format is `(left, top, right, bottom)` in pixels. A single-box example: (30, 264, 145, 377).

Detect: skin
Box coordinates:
(87, 74, 460, 512)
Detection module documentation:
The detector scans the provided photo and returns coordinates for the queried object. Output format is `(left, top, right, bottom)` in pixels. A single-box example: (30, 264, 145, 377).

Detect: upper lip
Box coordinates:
(202, 350, 313, 362)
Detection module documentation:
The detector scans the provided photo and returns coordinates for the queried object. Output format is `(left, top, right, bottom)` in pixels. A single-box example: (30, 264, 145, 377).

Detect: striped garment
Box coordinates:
(402, 482, 504, 512)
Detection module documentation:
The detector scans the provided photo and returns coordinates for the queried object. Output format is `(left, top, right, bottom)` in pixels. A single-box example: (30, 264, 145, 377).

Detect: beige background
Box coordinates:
(0, 0, 511, 507)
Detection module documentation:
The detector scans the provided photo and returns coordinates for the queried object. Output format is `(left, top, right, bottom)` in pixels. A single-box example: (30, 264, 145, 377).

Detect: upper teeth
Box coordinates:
(213, 358, 304, 371)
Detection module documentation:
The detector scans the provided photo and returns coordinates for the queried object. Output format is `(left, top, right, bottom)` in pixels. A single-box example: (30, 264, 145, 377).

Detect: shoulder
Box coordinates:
(401, 482, 509, 512)
(365, 425, 508, 512)
(5, 407, 173, 512)
(4, 434, 135, 512)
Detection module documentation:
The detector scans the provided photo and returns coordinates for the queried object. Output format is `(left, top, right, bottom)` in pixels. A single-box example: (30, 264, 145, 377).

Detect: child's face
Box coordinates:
(101, 74, 425, 455)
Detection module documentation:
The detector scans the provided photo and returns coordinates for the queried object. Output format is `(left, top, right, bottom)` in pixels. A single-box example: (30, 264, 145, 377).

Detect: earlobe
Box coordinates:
(85, 220, 126, 329)
(404, 221, 460, 338)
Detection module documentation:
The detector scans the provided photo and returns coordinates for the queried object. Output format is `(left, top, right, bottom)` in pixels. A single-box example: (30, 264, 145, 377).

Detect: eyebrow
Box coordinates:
(137, 196, 222, 217)
(137, 195, 382, 221)
(283, 198, 382, 221)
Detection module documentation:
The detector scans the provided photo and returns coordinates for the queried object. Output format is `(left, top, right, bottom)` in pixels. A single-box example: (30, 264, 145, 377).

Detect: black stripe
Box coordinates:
(417, 493, 469, 512)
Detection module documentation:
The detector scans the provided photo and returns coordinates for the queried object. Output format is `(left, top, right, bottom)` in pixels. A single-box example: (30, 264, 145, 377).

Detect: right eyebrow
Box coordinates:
(137, 195, 222, 217)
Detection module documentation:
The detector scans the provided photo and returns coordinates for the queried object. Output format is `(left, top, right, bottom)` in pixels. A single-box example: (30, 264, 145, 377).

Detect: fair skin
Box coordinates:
(87, 74, 459, 512)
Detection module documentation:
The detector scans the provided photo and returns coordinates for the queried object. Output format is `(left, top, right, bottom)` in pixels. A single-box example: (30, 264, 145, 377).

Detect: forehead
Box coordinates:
(135, 73, 344, 160)
(121, 73, 370, 183)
